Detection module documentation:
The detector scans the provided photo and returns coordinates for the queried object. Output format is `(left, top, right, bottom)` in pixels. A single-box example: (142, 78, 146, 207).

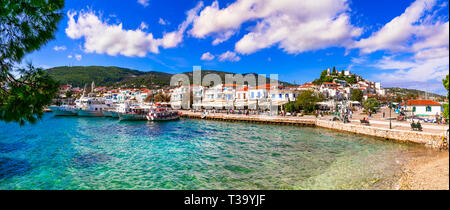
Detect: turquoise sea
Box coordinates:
(0, 113, 430, 190)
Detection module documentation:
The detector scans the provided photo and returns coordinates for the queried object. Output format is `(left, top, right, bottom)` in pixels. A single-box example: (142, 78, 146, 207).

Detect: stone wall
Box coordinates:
(316, 120, 445, 148)
(180, 111, 446, 149)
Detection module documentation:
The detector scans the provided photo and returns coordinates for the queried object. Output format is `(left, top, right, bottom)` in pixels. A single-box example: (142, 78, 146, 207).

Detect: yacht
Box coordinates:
(74, 96, 110, 117)
(118, 105, 150, 121)
(146, 106, 180, 121)
(48, 105, 77, 116)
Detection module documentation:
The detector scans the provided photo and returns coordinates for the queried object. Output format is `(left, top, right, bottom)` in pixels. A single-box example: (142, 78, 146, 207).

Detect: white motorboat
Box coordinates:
(48, 105, 77, 116)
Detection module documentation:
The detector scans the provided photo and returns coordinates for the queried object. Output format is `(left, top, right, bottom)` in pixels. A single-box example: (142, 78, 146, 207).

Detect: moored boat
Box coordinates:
(146, 107, 180, 121)
(103, 110, 114, 117)
(118, 112, 147, 121)
(76, 109, 105, 117)
(74, 96, 109, 117)
(118, 106, 150, 121)
(49, 105, 77, 116)
(111, 111, 120, 118)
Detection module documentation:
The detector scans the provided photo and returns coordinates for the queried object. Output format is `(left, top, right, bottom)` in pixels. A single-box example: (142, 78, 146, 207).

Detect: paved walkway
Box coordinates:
(182, 111, 448, 134)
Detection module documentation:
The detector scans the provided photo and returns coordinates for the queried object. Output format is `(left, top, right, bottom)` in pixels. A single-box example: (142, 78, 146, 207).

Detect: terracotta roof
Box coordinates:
(237, 87, 248, 91)
(222, 84, 242, 87)
(322, 82, 338, 86)
(403, 100, 442, 106)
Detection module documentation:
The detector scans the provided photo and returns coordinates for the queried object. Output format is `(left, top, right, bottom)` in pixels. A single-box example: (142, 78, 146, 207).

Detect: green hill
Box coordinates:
(386, 87, 446, 101)
(46, 66, 292, 88)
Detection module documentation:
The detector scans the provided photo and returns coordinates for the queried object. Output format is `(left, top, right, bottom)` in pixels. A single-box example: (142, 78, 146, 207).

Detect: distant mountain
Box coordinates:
(46, 66, 292, 88)
(386, 87, 446, 101)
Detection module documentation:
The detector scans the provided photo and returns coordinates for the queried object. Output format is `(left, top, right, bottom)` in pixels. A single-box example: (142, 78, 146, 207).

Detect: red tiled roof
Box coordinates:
(402, 100, 442, 106)
(237, 87, 248, 91)
(322, 82, 338, 86)
(249, 83, 279, 90)
(222, 84, 242, 87)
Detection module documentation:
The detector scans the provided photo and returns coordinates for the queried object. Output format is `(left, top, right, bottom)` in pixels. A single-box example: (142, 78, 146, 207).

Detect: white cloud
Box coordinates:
(65, 3, 203, 57)
(414, 47, 449, 59)
(159, 2, 204, 49)
(139, 21, 148, 30)
(137, 0, 149, 7)
(75, 54, 82, 61)
(372, 54, 448, 85)
(200, 52, 215, 61)
(67, 55, 72, 58)
(218, 51, 240, 62)
(190, 0, 361, 54)
(53, 45, 67, 51)
(158, 18, 169, 25)
(352, 0, 445, 54)
(350, 0, 449, 92)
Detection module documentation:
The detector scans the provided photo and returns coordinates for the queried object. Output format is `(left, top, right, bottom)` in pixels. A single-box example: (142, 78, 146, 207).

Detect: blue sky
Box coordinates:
(24, 0, 449, 94)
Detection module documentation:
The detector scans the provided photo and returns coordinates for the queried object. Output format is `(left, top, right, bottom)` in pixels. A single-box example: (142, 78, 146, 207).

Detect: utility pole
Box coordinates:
(389, 102, 392, 129)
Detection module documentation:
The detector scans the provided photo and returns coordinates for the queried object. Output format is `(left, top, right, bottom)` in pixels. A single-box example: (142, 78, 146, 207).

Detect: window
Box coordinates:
(279, 94, 282, 98)
(257, 92, 261, 98)
(251, 92, 254, 98)
(426, 106, 432, 112)
(272, 94, 275, 98)
(412, 106, 416, 112)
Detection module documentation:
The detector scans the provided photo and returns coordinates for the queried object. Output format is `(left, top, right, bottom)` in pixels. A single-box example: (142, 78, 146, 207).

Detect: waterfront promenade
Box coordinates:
(180, 110, 448, 149)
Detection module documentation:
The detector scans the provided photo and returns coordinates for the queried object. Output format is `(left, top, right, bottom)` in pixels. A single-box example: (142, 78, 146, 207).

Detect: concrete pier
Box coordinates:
(180, 111, 447, 149)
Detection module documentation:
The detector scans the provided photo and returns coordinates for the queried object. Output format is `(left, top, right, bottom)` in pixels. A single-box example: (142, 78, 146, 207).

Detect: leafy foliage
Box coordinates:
(284, 102, 296, 113)
(47, 66, 294, 88)
(154, 92, 171, 103)
(1, 65, 59, 125)
(350, 89, 363, 102)
(1, 0, 64, 125)
(443, 74, 449, 118)
(294, 90, 325, 114)
(386, 87, 445, 101)
(363, 98, 379, 113)
(46, 66, 173, 88)
(312, 68, 356, 85)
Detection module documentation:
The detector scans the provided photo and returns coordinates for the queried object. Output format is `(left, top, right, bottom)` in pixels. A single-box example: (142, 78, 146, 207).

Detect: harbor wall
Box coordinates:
(180, 112, 445, 149)
(315, 120, 444, 148)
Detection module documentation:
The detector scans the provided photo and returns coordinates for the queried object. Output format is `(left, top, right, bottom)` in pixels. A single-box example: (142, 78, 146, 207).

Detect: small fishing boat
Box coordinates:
(76, 109, 105, 117)
(103, 110, 114, 117)
(118, 112, 147, 121)
(74, 96, 109, 117)
(110, 111, 120, 118)
(49, 105, 77, 116)
(146, 107, 180, 121)
(118, 107, 149, 121)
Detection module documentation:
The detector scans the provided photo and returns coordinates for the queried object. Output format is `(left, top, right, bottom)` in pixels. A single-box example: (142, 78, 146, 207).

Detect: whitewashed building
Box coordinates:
(402, 100, 443, 116)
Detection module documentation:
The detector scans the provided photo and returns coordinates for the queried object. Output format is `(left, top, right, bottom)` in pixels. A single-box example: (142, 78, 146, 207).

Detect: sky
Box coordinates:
(24, 0, 449, 94)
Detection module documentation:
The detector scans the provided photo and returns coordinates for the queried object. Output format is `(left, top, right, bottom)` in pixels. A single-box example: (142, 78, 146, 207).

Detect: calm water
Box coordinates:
(0, 113, 428, 190)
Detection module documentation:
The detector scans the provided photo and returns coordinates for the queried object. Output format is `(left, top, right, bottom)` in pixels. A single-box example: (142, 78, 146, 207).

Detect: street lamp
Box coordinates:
(389, 101, 392, 129)
(388, 95, 393, 129)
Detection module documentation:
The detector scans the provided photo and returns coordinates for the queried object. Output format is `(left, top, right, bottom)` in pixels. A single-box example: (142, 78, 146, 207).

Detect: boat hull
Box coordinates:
(147, 114, 180, 121)
(118, 113, 147, 121)
(48, 106, 77, 116)
(103, 111, 114, 117)
(76, 109, 105, 117)
(111, 111, 120, 118)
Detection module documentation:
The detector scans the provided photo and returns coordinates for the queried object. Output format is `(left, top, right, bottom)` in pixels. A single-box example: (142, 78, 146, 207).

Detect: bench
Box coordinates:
(411, 122, 423, 131)
(360, 119, 370, 125)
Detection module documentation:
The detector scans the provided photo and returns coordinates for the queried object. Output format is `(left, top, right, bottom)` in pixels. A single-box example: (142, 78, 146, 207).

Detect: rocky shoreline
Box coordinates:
(398, 151, 449, 190)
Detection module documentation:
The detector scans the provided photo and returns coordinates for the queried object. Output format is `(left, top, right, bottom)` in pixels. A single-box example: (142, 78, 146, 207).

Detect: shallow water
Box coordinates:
(0, 113, 430, 189)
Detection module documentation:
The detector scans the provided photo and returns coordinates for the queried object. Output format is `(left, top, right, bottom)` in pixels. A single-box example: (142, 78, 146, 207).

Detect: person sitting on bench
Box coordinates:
(411, 120, 423, 131)
(360, 117, 370, 125)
